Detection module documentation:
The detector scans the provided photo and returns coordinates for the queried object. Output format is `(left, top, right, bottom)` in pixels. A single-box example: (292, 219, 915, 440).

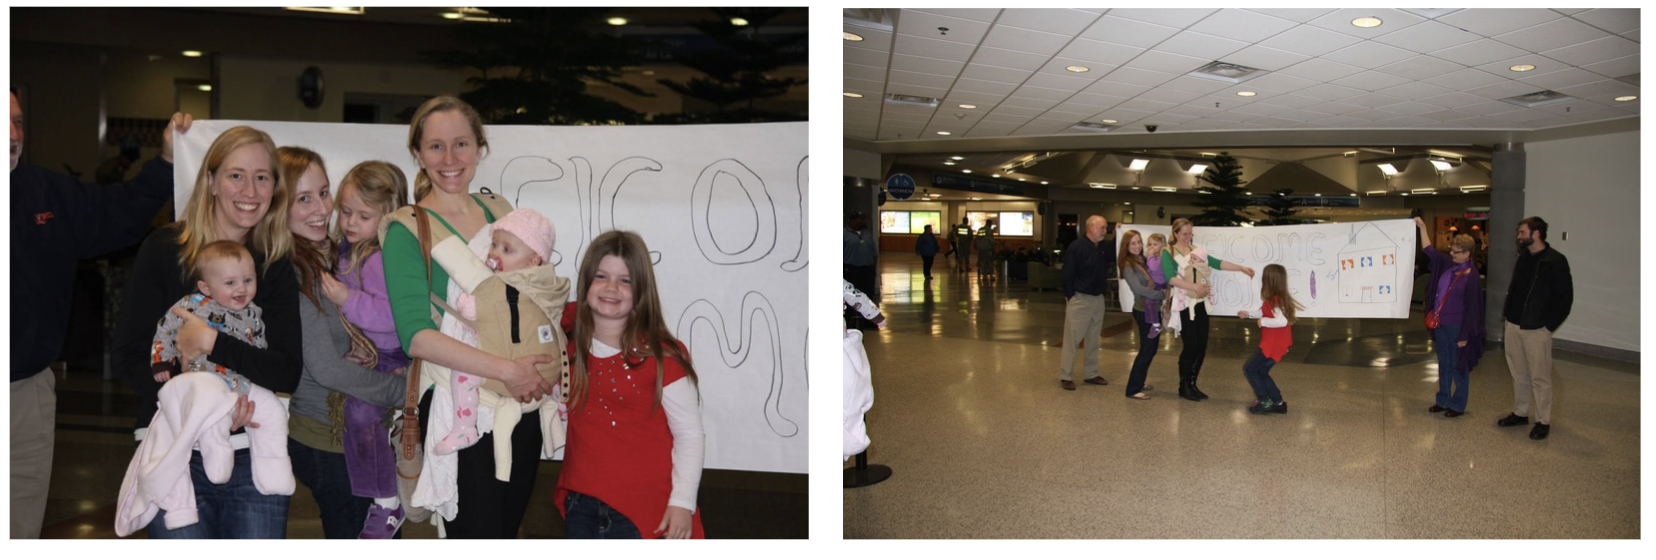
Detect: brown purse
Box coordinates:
(400, 206, 435, 462)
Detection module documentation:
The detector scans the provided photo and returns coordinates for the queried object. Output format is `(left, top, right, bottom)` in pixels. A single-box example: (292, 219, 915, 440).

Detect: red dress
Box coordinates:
(554, 338, 705, 538)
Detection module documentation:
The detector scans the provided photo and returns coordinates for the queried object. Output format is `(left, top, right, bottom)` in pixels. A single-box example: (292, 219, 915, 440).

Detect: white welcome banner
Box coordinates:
(1116, 220, 1418, 319)
(176, 120, 809, 473)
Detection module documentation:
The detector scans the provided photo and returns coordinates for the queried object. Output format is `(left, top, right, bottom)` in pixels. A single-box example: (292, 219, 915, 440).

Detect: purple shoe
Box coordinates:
(1147, 324, 1162, 339)
(360, 503, 405, 539)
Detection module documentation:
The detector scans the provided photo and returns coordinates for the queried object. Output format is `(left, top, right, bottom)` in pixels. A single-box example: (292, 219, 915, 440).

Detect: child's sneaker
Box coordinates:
(1147, 323, 1162, 339)
(360, 503, 404, 539)
(1248, 399, 1275, 415)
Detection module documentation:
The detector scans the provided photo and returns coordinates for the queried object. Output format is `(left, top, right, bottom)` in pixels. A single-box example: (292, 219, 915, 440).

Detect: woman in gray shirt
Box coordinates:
(1117, 230, 1167, 400)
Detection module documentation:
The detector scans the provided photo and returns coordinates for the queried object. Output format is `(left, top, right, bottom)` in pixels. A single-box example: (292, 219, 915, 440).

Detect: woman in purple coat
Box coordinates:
(1415, 217, 1485, 417)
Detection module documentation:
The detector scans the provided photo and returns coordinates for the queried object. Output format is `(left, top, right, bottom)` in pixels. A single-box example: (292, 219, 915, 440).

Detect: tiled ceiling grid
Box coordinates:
(843, 8, 1640, 142)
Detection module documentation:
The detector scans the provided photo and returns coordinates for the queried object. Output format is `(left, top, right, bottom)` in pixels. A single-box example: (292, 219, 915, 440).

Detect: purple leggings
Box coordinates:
(343, 349, 411, 499)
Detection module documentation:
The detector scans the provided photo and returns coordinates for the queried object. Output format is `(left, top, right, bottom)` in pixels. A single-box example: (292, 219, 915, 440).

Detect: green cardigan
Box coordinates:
(382, 194, 506, 351)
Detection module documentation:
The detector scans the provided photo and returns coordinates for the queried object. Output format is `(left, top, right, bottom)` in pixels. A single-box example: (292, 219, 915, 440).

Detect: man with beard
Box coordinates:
(1496, 216, 1573, 441)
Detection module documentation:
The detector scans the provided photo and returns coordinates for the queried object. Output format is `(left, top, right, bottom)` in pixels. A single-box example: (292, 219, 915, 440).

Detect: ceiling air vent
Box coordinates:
(1500, 90, 1573, 108)
(843, 8, 894, 31)
(886, 93, 939, 108)
(1187, 61, 1265, 84)
(1070, 121, 1112, 132)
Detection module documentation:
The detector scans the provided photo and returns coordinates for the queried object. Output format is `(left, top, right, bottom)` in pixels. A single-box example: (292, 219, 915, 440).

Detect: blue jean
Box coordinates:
(144, 448, 290, 539)
(1433, 324, 1470, 412)
(1125, 310, 1158, 395)
(290, 437, 399, 539)
(1241, 348, 1283, 403)
(564, 491, 643, 539)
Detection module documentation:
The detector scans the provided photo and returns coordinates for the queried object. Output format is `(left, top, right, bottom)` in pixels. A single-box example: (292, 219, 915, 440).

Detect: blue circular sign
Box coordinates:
(886, 173, 917, 200)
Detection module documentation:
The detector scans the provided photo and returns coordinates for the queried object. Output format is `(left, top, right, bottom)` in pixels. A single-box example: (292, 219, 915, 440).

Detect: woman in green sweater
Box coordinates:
(1160, 217, 1254, 401)
(381, 96, 554, 537)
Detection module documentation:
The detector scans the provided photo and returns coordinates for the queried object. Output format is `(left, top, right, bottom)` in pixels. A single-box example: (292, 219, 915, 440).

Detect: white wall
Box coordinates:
(1524, 130, 1638, 352)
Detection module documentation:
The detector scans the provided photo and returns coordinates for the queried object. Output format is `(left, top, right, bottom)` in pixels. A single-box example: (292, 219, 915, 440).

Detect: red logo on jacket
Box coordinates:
(35, 212, 54, 225)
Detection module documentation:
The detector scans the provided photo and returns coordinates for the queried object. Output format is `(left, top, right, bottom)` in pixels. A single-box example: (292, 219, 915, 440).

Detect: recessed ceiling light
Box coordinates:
(1018, 178, 1026, 182)
(843, 92, 863, 98)
(937, 131, 951, 135)
(1314, 193, 1322, 197)
(959, 104, 977, 109)
(1100, 119, 1117, 124)
(1236, 91, 1256, 97)
(641, 70, 655, 76)
(963, 169, 972, 173)
(1245, 192, 1252, 195)
(1615, 95, 1638, 102)
(182, 50, 203, 57)
(970, 197, 982, 201)
(607, 17, 628, 26)
(951, 156, 965, 160)
(730, 17, 749, 26)
(943, 161, 956, 165)
(991, 174, 1001, 178)
(1041, 181, 1049, 185)
(197, 84, 212, 92)
(1351, 17, 1383, 28)
(442, 12, 463, 20)
(1510, 64, 1536, 72)
(843, 31, 864, 41)
(1066, 66, 1090, 73)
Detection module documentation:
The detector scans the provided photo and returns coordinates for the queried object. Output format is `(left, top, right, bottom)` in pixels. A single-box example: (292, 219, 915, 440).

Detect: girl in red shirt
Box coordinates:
(1236, 264, 1304, 415)
(555, 230, 705, 539)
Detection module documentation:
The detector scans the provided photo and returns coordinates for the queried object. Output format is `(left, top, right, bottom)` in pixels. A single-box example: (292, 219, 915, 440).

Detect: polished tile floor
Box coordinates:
(844, 254, 1639, 539)
(38, 367, 805, 539)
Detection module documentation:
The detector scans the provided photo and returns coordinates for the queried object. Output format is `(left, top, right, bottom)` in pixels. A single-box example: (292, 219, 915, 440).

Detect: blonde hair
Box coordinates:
(1259, 264, 1305, 324)
(277, 146, 333, 311)
(406, 96, 489, 202)
(334, 161, 409, 280)
(190, 240, 253, 282)
(175, 126, 289, 280)
(1117, 230, 1146, 277)
(569, 231, 698, 415)
(1451, 233, 1476, 255)
(1170, 218, 1194, 247)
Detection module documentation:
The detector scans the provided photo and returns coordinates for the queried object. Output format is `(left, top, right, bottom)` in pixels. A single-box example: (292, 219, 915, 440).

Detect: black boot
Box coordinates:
(1188, 359, 1210, 401)
(1178, 365, 1201, 402)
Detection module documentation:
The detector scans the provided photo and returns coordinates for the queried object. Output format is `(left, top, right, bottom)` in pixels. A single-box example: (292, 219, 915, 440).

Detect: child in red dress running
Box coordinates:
(1236, 264, 1305, 415)
(555, 230, 705, 539)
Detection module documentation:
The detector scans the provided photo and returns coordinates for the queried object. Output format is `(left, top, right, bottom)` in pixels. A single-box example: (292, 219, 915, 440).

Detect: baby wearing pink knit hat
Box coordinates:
(487, 208, 556, 273)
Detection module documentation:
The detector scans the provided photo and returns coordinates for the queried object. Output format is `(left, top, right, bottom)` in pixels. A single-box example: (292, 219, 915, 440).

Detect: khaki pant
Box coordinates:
(1504, 321, 1555, 424)
(1059, 293, 1106, 381)
(11, 368, 55, 538)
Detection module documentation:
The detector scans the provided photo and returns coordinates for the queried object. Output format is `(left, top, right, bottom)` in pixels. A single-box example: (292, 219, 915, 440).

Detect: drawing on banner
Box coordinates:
(676, 292, 798, 437)
(1337, 222, 1400, 303)
(173, 120, 808, 473)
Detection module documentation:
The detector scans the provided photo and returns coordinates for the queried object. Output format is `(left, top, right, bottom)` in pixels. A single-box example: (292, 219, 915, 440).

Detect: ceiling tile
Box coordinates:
(1100, 66, 1178, 87)
(1540, 36, 1639, 68)
(893, 33, 978, 62)
(1039, 58, 1119, 77)
(844, 63, 886, 82)
(1187, 9, 1297, 43)
(843, 26, 892, 53)
(959, 64, 1032, 85)
(888, 69, 959, 91)
(1581, 54, 1639, 80)
(1323, 41, 1416, 70)
(1273, 109, 1335, 122)
(988, 105, 1044, 117)
(1570, 8, 1640, 35)
(1255, 93, 1322, 109)
(1077, 15, 1180, 48)
(1094, 107, 1154, 122)
(1023, 72, 1095, 92)
(1341, 92, 1407, 108)
(1493, 17, 1611, 54)
(996, 8, 1100, 36)
(1375, 55, 1465, 81)
(1010, 86, 1075, 102)
(1373, 21, 1480, 54)
(1275, 58, 1365, 82)
(1418, 92, 1492, 110)
(897, 10, 992, 45)
(1330, 70, 1413, 92)
(1221, 102, 1290, 117)
(1436, 8, 1561, 38)
(1136, 87, 1205, 105)
(1108, 8, 1219, 29)
(1455, 100, 1518, 116)
(1220, 44, 1310, 71)
(890, 54, 965, 77)
(1430, 39, 1528, 67)
(953, 77, 1019, 96)
(997, 97, 1055, 111)
(1158, 75, 1234, 95)
(981, 24, 1073, 56)
(845, 48, 889, 68)
(1295, 83, 1366, 101)
(1473, 54, 1569, 77)
(1153, 30, 1250, 60)
(1306, 101, 1366, 115)
(1555, 80, 1639, 103)
(1056, 38, 1145, 68)
(1306, 9, 1428, 39)
(1083, 80, 1153, 98)
(1242, 8, 1336, 24)
(942, 91, 1007, 106)
(1236, 72, 1320, 94)
(1124, 49, 1211, 75)
(1463, 80, 1544, 101)
(970, 47, 1050, 71)
(1517, 67, 1610, 91)
(1115, 98, 1179, 113)
(843, 78, 886, 95)
(1258, 24, 1364, 57)
(1373, 81, 1454, 100)
(908, 8, 1003, 23)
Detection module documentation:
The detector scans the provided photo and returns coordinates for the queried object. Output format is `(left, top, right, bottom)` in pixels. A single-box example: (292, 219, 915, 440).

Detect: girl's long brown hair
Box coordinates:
(276, 147, 335, 312)
(1259, 264, 1305, 323)
(1117, 229, 1147, 277)
(333, 161, 409, 282)
(569, 231, 698, 415)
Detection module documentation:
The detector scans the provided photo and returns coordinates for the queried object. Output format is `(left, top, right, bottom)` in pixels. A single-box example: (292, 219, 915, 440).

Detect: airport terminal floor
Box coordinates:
(844, 253, 1638, 539)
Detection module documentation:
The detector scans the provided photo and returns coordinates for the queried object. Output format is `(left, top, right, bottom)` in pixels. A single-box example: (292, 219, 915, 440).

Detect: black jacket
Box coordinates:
(11, 158, 173, 381)
(1503, 245, 1573, 331)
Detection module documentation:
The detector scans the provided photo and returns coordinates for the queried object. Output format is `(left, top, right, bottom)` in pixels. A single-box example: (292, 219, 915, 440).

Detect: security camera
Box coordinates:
(1144, 124, 1159, 133)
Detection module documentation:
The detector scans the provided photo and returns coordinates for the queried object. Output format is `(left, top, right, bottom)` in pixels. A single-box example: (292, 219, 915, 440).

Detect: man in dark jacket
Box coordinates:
(1057, 215, 1110, 391)
(1495, 216, 1573, 441)
(10, 89, 189, 537)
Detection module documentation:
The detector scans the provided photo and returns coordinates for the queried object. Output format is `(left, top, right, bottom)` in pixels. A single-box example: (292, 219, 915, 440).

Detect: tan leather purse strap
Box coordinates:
(401, 205, 435, 461)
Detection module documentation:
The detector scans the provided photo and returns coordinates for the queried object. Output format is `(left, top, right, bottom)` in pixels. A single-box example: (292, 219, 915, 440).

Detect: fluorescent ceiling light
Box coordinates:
(1615, 95, 1638, 102)
(1188, 164, 1207, 174)
(607, 17, 628, 25)
(959, 104, 977, 109)
(1411, 188, 1437, 195)
(1460, 185, 1488, 193)
(963, 169, 971, 173)
(843, 92, 863, 98)
(1430, 160, 1452, 171)
(936, 131, 951, 135)
(1040, 181, 1049, 185)
(1128, 158, 1149, 171)
(197, 84, 212, 92)
(943, 161, 956, 166)
(286, 7, 363, 15)
(951, 156, 965, 160)
(182, 50, 203, 57)
(442, 12, 462, 19)
(730, 17, 749, 26)
(1089, 183, 1116, 189)
(991, 174, 1000, 178)
(1377, 163, 1399, 176)
(843, 31, 863, 41)
(1151, 186, 1178, 192)
(970, 197, 982, 201)
(1236, 91, 1256, 97)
